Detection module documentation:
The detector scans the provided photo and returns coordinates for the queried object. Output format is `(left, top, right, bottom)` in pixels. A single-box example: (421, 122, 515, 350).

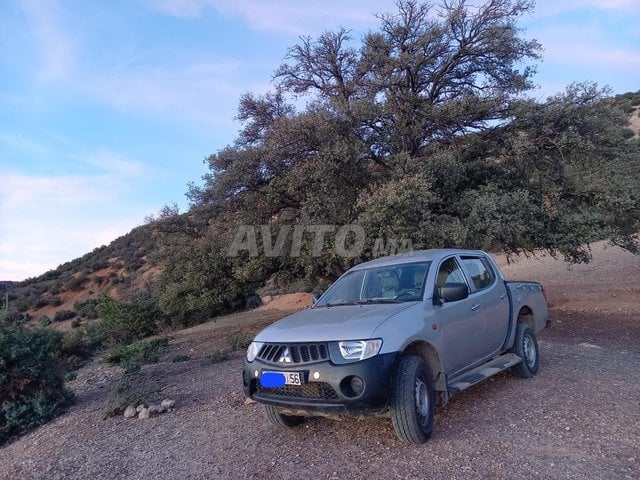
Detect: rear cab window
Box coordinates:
(460, 256, 494, 291)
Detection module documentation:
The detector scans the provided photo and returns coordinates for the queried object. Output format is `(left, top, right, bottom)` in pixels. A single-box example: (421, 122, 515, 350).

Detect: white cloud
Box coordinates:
(82, 58, 259, 127)
(147, 0, 392, 34)
(0, 155, 154, 280)
(19, 0, 75, 81)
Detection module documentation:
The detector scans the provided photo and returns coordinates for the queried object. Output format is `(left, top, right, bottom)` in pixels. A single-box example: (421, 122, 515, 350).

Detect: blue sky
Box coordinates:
(1, 0, 639, 281)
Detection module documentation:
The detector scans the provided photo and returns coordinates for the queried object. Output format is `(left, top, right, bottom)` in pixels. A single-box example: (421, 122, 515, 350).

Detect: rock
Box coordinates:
(123, 406, 137, 418)
(161, 399, 176, 409)
(136, 404, 145, 412)
(149, 405, 166, 414)
(244, 398, 257, 406)
(138, 408, 151, 419)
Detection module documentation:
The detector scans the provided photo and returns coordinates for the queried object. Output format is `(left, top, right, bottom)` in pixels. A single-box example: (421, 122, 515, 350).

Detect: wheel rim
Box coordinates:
(414, 376, 430, 422)
(523, 334, 537, 368)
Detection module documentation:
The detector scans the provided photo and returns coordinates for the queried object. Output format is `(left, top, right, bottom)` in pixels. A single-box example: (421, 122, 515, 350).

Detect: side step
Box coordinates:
(447, 353, 522, 397)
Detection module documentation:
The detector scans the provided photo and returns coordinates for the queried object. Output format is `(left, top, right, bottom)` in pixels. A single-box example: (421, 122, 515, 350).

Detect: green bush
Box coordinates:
(172, 354, 191, 363)
(38, 315, 51, 327)
(105, 336, 169, 373)
(0, 311, 74, 444)
(97, 295, 159, 345)
(61, 324, 105, 366)
(228, 333, 252, 351)
(103, 372, 160, 418)
(200, 348, 231, 365)
(49, 296, 62, 307)
(53, 310, 76, 322)
(74, 299, 99, 319)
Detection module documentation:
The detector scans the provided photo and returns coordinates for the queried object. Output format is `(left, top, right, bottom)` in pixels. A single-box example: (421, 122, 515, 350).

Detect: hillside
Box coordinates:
(4, 222, 161, 330)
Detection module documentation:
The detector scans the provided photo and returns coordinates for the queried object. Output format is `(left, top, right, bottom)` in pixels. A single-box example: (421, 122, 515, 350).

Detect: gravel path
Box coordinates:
(1, 242, 639, 480)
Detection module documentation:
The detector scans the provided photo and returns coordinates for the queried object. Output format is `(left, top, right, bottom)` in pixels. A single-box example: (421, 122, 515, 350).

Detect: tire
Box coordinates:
(390, 356, 435, 444)
(511, 323, 539, 378)
(264, 405, 305, 428)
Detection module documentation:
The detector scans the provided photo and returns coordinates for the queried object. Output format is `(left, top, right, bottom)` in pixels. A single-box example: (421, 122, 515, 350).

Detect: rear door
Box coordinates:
(435, 256, 486, 375)
(460, 255, 510, 355)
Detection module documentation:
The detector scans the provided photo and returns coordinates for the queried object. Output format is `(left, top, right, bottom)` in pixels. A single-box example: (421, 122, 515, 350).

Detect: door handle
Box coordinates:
(499, 293, 507, 300)
(470, 304, 481, 312)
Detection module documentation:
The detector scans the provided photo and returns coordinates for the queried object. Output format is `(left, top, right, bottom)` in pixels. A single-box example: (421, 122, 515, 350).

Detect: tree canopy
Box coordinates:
(154, 0, 640, 324)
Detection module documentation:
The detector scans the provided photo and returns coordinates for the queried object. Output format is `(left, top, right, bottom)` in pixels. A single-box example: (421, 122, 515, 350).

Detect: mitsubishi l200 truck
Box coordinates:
(242, 249, 549, 443)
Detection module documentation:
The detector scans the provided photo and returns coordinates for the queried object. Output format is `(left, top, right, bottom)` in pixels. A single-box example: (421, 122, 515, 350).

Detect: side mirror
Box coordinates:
(437, 283, 469, 303)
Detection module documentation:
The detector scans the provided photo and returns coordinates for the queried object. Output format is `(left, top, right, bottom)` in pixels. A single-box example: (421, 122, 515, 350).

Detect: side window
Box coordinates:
(436, 257, 466, 288)
(461, 257, 493, 290)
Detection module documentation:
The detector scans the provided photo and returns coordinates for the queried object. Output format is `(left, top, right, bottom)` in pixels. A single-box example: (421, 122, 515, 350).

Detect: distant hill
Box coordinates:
(4, 222, 162, 329)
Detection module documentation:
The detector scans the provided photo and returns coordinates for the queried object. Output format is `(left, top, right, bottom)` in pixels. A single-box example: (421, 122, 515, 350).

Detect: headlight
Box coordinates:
(338, 339, 382, 361)
(246, 341, 263, 362)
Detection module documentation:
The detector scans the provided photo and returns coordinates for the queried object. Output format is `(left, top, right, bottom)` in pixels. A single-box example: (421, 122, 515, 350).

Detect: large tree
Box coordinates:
(159, 1, 639, 324)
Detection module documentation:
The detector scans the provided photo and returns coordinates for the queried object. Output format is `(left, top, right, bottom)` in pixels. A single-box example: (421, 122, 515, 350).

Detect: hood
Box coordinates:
(254, 303, 415, 343)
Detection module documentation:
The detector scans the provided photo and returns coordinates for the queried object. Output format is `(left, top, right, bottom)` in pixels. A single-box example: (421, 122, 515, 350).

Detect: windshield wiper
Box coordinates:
(318, 301, 359, 308)
(355, 298, 402, 304)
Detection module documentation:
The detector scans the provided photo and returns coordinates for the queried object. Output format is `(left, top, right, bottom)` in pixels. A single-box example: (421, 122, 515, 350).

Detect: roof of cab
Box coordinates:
(349, 248, 488, 271)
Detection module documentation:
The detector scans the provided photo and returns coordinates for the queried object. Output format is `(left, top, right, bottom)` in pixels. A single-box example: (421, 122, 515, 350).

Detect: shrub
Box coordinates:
(74, 299, 99, 319)
(228, 332, 252, 351)
(0, 312, 74, 444)
(53, 310, 76, 322)
(49, 296, 62, 307)
(105, 336, 169, 373)
(200, 348, 231, 365)
(67, 273, 88, 291)
(103, 372, 160, 418)
(34, 297, 48, 309)
(245, 294, 262, 310)
(172, 354, 191, 363)
(39, 315, 51, 327)
(70, 318, 81, 329)
(97, 295, 159, 345)
(61, 325, 104, 365)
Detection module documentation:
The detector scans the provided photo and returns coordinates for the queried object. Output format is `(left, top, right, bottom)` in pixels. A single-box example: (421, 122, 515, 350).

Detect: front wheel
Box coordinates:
(511, 323, 539, 378)
(264, 405, 305, 428)
(390, 356, 435, 444)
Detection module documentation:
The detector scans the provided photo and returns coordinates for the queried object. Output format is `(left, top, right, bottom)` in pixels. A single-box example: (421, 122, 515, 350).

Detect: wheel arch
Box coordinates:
(400, 340, 448, 407)
(517, 306, 535, 329)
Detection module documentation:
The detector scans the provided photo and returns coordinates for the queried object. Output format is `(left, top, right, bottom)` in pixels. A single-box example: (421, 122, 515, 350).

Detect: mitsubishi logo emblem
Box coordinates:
(278, 347, 292, 363)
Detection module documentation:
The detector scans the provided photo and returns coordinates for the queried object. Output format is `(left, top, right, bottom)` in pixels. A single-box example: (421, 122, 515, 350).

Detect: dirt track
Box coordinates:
(1, 242, 639, 480)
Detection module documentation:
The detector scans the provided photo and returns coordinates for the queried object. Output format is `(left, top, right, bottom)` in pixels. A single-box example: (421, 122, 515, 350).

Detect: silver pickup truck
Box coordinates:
(242, 249, 549, 443)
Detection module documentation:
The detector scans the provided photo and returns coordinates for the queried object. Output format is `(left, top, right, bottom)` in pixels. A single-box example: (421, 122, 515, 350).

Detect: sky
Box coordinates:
(1, 0, 639, 281)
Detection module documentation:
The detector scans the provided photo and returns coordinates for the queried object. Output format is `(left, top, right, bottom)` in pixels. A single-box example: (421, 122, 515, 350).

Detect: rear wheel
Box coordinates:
(390, 356, 435, 444)
(511, 323, 539, 378)
(264, 405, 305, 428)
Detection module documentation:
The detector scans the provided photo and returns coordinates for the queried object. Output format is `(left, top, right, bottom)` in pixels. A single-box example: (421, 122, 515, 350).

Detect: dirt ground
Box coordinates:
(1, 241, 639, 480)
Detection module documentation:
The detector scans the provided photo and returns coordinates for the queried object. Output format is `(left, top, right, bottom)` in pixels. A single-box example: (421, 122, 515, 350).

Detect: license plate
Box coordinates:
(260, 371, 303, 387)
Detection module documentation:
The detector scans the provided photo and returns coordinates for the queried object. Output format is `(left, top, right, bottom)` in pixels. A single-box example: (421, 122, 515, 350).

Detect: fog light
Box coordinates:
(340, 375, 365, 398)
(350, 376, 364, 395)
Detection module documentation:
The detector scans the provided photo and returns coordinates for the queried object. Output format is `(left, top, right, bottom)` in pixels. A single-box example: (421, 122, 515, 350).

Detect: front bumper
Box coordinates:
(242, 352, 398, 415)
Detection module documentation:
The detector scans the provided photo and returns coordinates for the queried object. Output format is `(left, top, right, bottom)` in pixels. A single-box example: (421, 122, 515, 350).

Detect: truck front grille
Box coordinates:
(257, 342, 329, 365)
(256, 382, 340, 401)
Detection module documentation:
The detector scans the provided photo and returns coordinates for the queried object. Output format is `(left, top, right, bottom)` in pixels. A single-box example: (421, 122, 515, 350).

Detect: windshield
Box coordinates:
(315, 261, 431, 307)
